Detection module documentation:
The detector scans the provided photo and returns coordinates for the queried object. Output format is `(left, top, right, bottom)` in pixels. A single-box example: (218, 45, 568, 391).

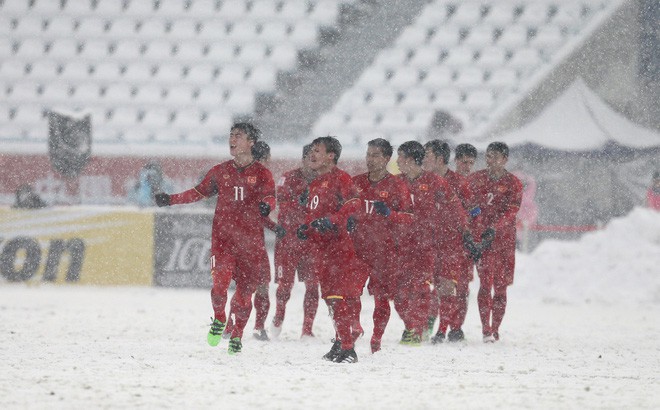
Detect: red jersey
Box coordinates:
(468, 169, 523, 242)
(352, 172, 412, 258)
(276, 168, 310, 232)
(305, 167, 360, 232)
(169, 160, 275, 243)
(399, 171, 467, 248)
(443, 169, 474, 211)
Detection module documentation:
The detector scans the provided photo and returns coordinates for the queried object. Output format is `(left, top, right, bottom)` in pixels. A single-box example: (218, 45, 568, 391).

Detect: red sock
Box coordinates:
(210, 268, 232, 323)
(253, 287, 269, 331)
(372, 295, 390, 343)
(302, 281, 319, 335)
(230, 286, 253, 339)
(332, 299, 353, 350)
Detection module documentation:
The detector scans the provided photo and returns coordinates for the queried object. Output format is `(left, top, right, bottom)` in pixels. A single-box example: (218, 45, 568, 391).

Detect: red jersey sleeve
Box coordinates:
(169, 165, 219, 205)
(493, 174, 523, 233)
(388, 176, 414, 225)
(328, 171, 360, 226)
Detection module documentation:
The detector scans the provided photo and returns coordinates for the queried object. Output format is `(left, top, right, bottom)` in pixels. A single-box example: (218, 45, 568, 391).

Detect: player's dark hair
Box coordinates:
(455, 143, 477, 159)
(367, 138, 393, 158)
(398, 141, 425, 166)
(424, 139, 450, 164)
(302, 143, 313, 159)
(252, 140, 270, 161)
(312, 136, 342, 164)
(231, 122, 261, 142)
(487, 141, 509, 158)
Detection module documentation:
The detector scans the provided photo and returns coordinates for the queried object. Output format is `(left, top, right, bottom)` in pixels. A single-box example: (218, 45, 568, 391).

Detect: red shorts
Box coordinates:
(315, 246, 365, 299)
(360, 249, 399, 299)
(397, 243, 434, 288)
(211, 239, 269, 293)
(477, 238, 516, 286)
(434, 239, 472, 284)
(274, 235, 316, 285)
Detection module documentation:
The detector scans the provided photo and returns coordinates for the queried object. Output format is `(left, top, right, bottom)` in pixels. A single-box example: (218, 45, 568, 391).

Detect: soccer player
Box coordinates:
(154, 123, 275, 355)
(454, 143, 477, 177)
(468, 142, 522, 342)
(352, 138, 412, 353)
(224, 140, 274, 341)
(297, 136, 363, 363)
(423, 140, 475, 343)
(270, 144, 320, 338)
(395, 141, 469, 346)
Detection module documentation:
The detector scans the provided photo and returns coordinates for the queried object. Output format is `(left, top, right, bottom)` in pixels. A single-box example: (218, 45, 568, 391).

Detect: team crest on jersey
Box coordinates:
(379, 191, 389, 198)
(247, 176, 257, 184)
(420, 184, 429, 191)
(321, 181, 329, 188)
(223, 174, 230, 179)
(498, 185, 507, 192)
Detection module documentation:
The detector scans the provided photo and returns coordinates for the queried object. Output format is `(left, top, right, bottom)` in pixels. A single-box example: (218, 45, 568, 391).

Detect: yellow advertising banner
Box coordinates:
(0, 207, 154, 286)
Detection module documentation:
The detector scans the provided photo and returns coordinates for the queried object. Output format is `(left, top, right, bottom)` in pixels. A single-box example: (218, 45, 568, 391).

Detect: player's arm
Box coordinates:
(155, 170, 217, 207)
(492, 178, 523, 233)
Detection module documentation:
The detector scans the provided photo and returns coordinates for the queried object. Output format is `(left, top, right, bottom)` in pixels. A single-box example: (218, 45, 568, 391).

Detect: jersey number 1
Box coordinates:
(234, 186, 244, 201)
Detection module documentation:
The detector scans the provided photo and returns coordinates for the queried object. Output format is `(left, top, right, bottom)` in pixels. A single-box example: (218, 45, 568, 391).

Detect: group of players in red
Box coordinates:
(155, 122, 523, 364)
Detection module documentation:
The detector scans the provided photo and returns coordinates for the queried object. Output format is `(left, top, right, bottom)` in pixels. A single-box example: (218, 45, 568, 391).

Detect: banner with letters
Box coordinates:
(0, 207, 154, 285)
(153, 210, 213, 288)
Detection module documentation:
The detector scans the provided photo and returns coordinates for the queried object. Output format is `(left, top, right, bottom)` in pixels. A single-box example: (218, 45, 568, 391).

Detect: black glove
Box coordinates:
(154, 193, 170, 207)
(463, 232, 482, 261)
(346, 216, 356, 233)
(481, 227, 496, 250)
(259, 202, 271, 217)
(274, 225, 286, 239)
(296, 224, 309, 240)
(372, 201, 391, 217)
(311, 217, 335, 233)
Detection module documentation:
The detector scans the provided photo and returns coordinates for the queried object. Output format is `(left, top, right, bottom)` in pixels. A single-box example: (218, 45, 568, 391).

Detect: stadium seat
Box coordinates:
(28, 60, 60, 81)
(185, 64, 218, 85)
(355, 66, 388, 90)
(9, 81, 40, 103)
(464, 89, 494, 110)
(75, 17, 108, 39)
(250, 0, 279, 24)
(218, 1, 247, 20)
(44, 17, 75, 37)
(132, 84, 163, 104)
(373, 48, 410, 69)
(112, 40, 143, 61)
(508, 47, 542, 70)
(454, 67, 484, 89)
(172, 107, 203, 132)
(15, 38, 47, 60)
(475, 47, 508, 68)
(487, 67, 518, 90)
(108, 106, 140, 127)
(279, 1, 308, 24)
(449, 3, 484, 26)
(408, 45, 442, 69)
(141, 108, 172, 128)
(168, 19, 199, 40)
(396, 26, 428, 48)
(1, 61, 28, 81)
(366, 89, 399, 110)
(153, 63, 184, 84)
(246, 65, 277, 92)
(62, 0, 94, 16)
(270, 44, 298, 71)
(530, 26, 564, 52)
(2, 0, 32, 16)
(174, 40, 206, 62)
(259, 22, 290, 46)
(69, 83, 101, 104)
(155, 0, 186, 18)
(463, 26, 496, 47)
(165, 84, 196, 106)
(187, 0, 218, 15)
(225, 89, 256, 115)
(204, 109, 232, 132)
(123, 61, 155, 84)
(32, 0, 63, 15)
(48, 38, 80, 60)
(206, 42, 235, 63)
(496, 25, 529, 48)
(138, 19, 168, 39)
(103, 83, 134, 104)
(79, 39, 111, 61)
(482, 3, 518, 25)
(124, 0, 156, 18)
(389, 67, 421, 90)
(346, 109, 379, 134)
(60, 60, 90, 82)
(198, 20, 229, 40)
(14, 16, 45, 38)
(107, 18, 138, 39)
(235, 42, 268, 66)
(40, 83, 71, 105)
(195, 84, 225, 108)
(227, 21, 260, 43)
(288, 20, 318, 49)
(379, 109, 410, 134)
(443, 47, 476, 67)
(143, 40, 174, 61)
(92, 61, 122, 82)
(422, 65, 453, 88)
(433, 88, 463, 110)
(308, 0, 339, 27)
(93, 0, 126, 17)
(217, 65, 246, 86)
(399, 87, 432, 110)
(427, 26, 462, 48)
(517, 3, 551, 26)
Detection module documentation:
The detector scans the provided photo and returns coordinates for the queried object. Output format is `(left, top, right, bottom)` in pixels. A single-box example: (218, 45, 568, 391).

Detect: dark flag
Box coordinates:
(48, 110, 92, 179)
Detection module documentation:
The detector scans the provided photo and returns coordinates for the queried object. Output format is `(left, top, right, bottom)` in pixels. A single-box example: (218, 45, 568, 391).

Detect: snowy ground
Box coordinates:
(1, 208, 659, 409)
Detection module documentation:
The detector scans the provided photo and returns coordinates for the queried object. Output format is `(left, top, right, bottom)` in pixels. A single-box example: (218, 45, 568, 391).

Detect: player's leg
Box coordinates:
(491, 248, 515, 340)
(371, 294, 390, 353)
(208, 252, 234, 346)
(330, 297, 358, 363)
(299, 253, 319, 337)
(272, 240, 296, 332)
(477, 257, 495, 342)
(253, 282, 270, 339)
(449, 275, 471, 341)
(227, 280, 254, 354)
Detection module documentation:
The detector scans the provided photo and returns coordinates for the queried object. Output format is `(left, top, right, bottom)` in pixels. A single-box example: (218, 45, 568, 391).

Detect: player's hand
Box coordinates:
(346, 216, 357, 233)
(481, 227, 496, 250)
(259, 202, 271, 217)
(154, 193, 171, 207)
(296, 224, 309, 240)
(274, 225, 286, 239)
(311, 217, 334, 233)
(372, 201, 391, 217)
(463, 232, 482, 261)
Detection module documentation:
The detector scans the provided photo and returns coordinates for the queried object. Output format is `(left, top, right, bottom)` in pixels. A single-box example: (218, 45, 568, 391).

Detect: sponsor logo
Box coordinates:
(0, 236, 85, 282)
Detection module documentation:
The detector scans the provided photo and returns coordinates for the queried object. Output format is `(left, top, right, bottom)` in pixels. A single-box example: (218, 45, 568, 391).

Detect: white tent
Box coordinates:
(483, 78, 660, 151)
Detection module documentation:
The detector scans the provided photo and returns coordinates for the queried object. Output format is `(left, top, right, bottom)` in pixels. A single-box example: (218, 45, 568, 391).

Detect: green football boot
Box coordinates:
(207, 318, 226, 347)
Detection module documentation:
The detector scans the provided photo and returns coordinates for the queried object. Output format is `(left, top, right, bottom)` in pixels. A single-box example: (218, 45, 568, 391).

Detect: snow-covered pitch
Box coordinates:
(1, 208, 659, 409)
